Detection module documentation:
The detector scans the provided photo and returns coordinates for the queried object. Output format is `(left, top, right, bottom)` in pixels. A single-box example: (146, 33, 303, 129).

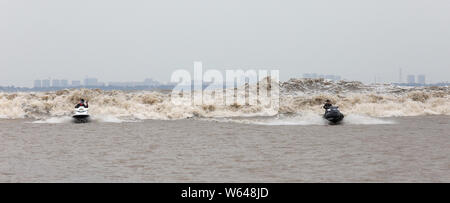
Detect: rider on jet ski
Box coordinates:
(323, 99, 333, 110)
(75, 99, 89, 108)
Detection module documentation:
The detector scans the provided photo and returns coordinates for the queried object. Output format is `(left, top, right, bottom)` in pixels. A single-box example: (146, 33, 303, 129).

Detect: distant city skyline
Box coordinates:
(6, 71, 446, 89)
(4, 68, 447, 88)
(1, 72, 448, 92)
(32, 77, 163, 89)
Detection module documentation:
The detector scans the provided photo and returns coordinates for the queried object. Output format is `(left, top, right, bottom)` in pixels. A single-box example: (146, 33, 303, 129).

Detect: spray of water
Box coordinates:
(1, 79, 448, 122)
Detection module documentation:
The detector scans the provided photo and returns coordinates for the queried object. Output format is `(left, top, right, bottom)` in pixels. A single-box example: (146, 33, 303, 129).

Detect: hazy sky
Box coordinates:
(1, 0, 450, 87)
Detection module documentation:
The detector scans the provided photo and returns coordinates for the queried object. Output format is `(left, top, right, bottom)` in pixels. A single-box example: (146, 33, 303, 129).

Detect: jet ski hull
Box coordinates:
(324, 113, 344, 123)
(323, 107, 344, 124)
(73, 107, 90, 123)
(73, 115, 90, 123)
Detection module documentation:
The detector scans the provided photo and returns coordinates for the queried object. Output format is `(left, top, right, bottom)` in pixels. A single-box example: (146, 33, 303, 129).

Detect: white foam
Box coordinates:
(92, 115, 137, 123)
(30, 115, 141, 124)
(253, 114, 327, 126)
(32, 117, 73, 124)
(341, 114, 395, 125)
(0, 80, 448, 120)
(212, 114, 394, 126)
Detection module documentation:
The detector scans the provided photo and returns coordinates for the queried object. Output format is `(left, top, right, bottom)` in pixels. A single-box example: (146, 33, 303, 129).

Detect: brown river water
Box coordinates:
(0, 116, 449, 182)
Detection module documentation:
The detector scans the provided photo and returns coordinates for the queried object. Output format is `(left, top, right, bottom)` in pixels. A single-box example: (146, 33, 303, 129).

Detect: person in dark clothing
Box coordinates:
(75, 99, 89, 108)
(323, 99, 332, 110)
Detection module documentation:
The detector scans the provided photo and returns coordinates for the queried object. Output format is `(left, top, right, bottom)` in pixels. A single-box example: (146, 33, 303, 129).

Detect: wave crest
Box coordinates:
(0, 78, 449, 119)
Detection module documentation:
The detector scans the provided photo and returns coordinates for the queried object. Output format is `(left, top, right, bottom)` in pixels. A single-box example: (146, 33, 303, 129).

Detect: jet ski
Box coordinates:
(73, 107, 90, 123)
(323, 106, 344, 124)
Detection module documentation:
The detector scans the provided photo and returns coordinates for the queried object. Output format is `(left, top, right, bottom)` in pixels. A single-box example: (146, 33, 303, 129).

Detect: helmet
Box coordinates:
(80, 99, 85, 103)
(325, 99, 331, 103)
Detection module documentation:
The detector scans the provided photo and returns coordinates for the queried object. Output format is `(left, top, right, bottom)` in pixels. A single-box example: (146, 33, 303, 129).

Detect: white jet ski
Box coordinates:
(73, 107, 90, 123)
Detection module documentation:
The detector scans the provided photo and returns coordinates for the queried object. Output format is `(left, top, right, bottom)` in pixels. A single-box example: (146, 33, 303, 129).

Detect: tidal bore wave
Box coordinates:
(0, 79, 448, 121)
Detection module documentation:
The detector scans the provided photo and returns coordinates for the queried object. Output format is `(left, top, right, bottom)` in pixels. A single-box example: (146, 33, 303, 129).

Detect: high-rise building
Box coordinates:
(144, 78, 160, 86)
(72, 80, 81, 86)
(42, 79, 51, 88)
(407, 75, 416, 84)
(61, 80, 69, 87)
(303, 73, 312, 78)
(52, 79, 60, 87)
(417, 75, 426, 84)
(34, 80, 42, 88)
(84, 78, 98, 86)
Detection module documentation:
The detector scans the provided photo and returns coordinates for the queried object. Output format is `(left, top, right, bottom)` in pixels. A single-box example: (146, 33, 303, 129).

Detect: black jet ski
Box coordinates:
(73, 107, 90, 123)
(323, 106, 344, 124)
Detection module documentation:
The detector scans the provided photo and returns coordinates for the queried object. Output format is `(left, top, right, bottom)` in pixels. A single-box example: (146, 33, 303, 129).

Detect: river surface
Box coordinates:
(0, 116, 449, 182)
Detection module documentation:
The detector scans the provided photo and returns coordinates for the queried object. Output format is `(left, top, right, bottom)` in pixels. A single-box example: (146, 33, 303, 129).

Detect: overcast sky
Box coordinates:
(1, 0, 449, 87)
